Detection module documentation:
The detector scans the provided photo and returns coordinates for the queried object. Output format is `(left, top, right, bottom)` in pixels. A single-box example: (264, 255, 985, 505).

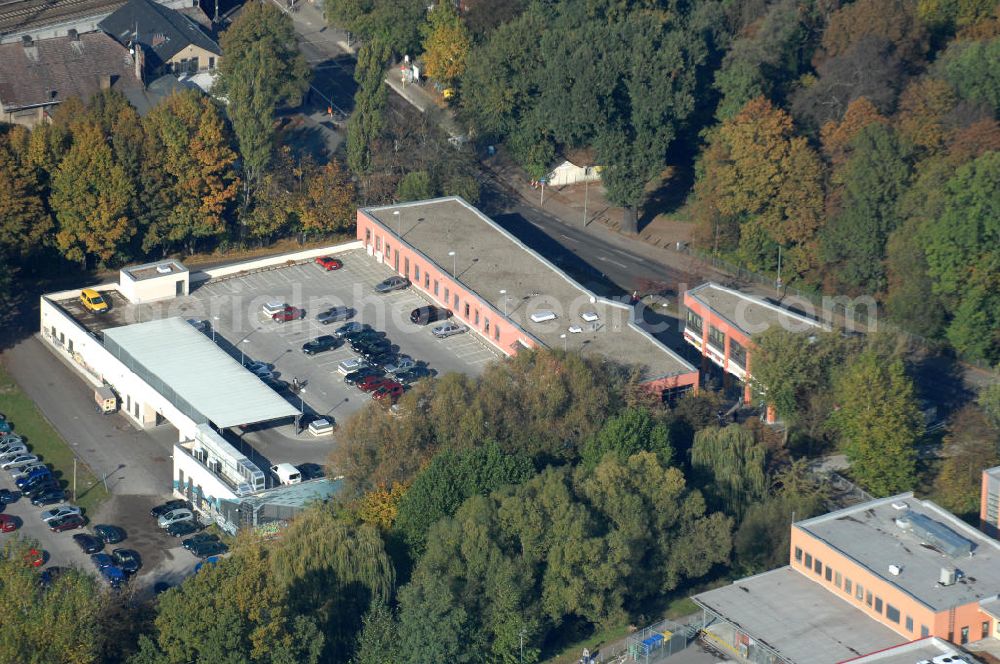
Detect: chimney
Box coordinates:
(133, 42, 144, 84)
(21, 35, 32, 47)
(68, 28, 79, 41)
(100, 75, 112, 90)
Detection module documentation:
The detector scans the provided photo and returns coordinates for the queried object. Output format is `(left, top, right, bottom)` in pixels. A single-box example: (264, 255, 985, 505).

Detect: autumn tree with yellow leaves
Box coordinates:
(421, 2, 471, 85)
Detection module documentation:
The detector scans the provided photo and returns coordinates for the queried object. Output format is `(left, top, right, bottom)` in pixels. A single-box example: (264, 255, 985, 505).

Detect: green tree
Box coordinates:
(325, 0, 426, 55)
(692, 424, 768, 517)
(443, 173, 480, 204)
(933, 405, 1000, 516)
(937, 37, 1000, 114)
(580, 407, 672, 468)
(820, 123, 912, 293)
(217, 3, 309, 202)
(394, 442, 533, 553)
(421, 1, 471, 84)
(348, 38, 391, 180)
(920, 151, 1000, 362)
(0, 539, 105, 664)
(395, 171, 434, 202)
(829, 350, 922, 495)
(352, 602, 400, 664)
(270, 509, 394, 663)
(300, 159, 356, 237)
(982, 384, 1000, 428)
(50, 121, 135, 267)
(133, 539, 323, 664)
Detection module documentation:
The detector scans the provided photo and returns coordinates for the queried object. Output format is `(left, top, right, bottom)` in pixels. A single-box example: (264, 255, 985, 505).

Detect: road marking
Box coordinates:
(559, 233, 580, 244)
(597, 255, 628, 269)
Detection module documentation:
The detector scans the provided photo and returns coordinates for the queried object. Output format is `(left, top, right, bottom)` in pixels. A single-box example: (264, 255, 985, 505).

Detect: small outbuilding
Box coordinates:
(119, 260, 189, 303)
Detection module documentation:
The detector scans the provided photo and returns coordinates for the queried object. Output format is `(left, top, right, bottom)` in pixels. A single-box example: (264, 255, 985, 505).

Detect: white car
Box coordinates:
(157, 508, 195, 529)
(0, 445, 28, 460)
(432, 323, 468, 339)
(0, 435, 25, 453)
(308, 419, 334, 436)
(337, 358, 369, 375)
(40, 505, 83, 523)
(1, 454, 39, 470)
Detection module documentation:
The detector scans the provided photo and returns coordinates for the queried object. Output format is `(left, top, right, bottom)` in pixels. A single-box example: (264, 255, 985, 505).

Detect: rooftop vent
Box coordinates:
(68, 28, 78, 40)
(939, 567, 957, 586)
(891, 501, 909, 510)
(530, 310, 556, 323)
(156, 264, 172, 274)
(889, 564, 902, 576)
(21, 35, 32, 46)
(896, 510, 974, 558)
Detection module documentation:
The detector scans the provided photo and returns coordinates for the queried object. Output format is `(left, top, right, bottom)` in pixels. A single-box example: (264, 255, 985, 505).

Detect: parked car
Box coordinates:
(111, 548, 141, 575)
(0, 488, 19, 504)
(343, 367, 384, 385)
(372, 383, 404, 404)
(94, 524, 126, 544)
(302, 335, 341, 355)
(80, 288, 109, 314)
(41, 505, 82, 523)
(0, 513, 19, 532)
(187, 319, 210, 333)
(308, 419, 334, 436)
(49, 514, 85, 532)
(261, 301, 288, 317)
(10, 464, 45, 482)
(409, 306, 451, 325)
(101, 564, 127, 588)
(0, 446, 29, 462)
(358, 376, 394, 393)
(157, 509, 194, 529)
(262, 376, 289, 391)
(39, 566, 67, 587)
(395, 366, 437, 384)
(26, 480, 61, 498)
(31, 489, 65, 506)
(364, 351, 398, 368)
(384, 356, 417, 374)
(272, 306, 304, 323)
(24, 548, 44, 567)
(150, 499, 188, 518)
(314, 256, 344, 271)
(0, 435, 25, 454)
(182, 532, 219, 551)
(337, 358, 370, 376)
(90, 553, 115, 569)
(317, 306, 355, 325)
(2, 454, 39, 470)
(333, 321, 364, 338)
(166, 521, 200, 538)
(72, 534, 104, 554)
(189, 539, 228, 558)
(15, 468, 51, 489)
(374, 276, 410, 293)
(432, 322, 468, 338)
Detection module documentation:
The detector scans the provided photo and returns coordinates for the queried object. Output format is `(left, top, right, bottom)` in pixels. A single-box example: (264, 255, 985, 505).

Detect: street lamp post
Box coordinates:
(393, 210, 401, 238)
(212, 316, 220, 343)
(240, 338, 250, 365)
(500, 289, 508, 317)
(448, 250, 456, 277)
(560, 333, 567, 352)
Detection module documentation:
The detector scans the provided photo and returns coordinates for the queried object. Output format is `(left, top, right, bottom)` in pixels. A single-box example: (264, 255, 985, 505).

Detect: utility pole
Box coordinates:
(583, 178, 589, 227)
(776, 245, 783, 296)
(519, 629, 526, 664)
(72, 457, 77, 501)
(540, 179, 545, 206)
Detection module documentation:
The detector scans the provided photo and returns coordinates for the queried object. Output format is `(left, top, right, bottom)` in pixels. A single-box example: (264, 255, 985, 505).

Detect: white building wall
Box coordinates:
(173, 444, 239, 513)
(119, 271, 189, 303)
(39, 296, 199, 439)
(547, 161, 601, 187)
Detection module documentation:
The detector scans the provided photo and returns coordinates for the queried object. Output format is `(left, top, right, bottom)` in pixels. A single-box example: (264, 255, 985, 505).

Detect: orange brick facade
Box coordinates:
(682, 293, 753, 402)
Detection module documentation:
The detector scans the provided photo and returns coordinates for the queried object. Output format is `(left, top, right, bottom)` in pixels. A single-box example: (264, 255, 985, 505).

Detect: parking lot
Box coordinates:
(181, 248, 500, 465)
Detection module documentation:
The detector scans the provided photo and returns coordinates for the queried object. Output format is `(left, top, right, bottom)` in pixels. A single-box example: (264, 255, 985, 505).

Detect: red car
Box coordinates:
(49, 514, 85, 532)
(358, 376, 393, 393)
(315, 256, 344, 271)
(372, 382, 404, 403)
(25, 548, 43, 567)
(272, 306, 304, 323)
(0, 514, 18, 532)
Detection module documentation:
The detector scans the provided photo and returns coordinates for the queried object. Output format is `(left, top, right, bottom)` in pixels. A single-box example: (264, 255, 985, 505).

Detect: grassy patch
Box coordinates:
(0, 363, 109, 515)
(541, 623, 633, 664)
(664, 596, 699, 621)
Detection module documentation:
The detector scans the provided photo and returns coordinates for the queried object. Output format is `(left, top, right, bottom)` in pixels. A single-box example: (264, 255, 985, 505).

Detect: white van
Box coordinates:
(271, 463, 302, 485)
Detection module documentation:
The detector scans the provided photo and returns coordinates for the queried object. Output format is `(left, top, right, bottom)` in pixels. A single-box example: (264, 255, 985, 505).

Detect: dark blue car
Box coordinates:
(16, 469, 51, 490)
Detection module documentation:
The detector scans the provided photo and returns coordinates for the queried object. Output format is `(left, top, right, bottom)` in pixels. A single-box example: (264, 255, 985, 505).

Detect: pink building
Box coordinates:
(357, 198, 699, 399)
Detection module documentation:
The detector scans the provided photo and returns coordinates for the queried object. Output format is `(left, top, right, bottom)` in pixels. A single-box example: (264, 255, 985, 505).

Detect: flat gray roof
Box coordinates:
(362, 198, 696, 382)
(797, 493, 1000, 612)
(239, 477, 342, 509)
(841, 637, 982, 664)
(693, 566, 905, 664)
(103, 317, 298, 428)
(122, 259, 188, 281)
(686, 282, 826, 337)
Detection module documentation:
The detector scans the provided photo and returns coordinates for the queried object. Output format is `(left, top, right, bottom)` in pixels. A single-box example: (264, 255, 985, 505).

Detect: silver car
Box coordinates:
(157, 508, 195, 529)
(374, 276, 410, 293)
(40, 505, 83, 523)
(432, 323, 468, 339)
(1, 454, 39, 470)
(317, 306, 355, 325)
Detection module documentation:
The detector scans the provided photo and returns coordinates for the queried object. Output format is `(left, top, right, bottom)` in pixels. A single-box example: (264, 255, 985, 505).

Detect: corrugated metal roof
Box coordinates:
(103, 317, 298, 427)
